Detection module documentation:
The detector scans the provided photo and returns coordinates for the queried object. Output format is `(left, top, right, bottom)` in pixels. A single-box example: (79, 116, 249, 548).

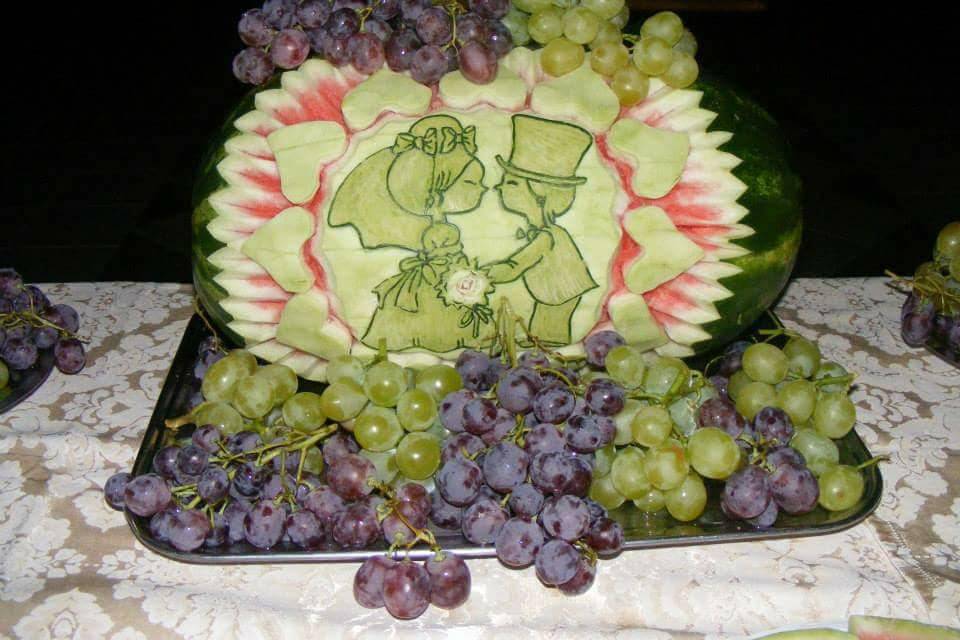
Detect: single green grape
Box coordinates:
(818, 464, 865, 511)
(790, 428, 839, 477)
(580, 0, 623, 20)
(193, 401, 245, 435)
(528, 8, 564, 44)
(359, 449, 399, 483)
(589, 20, 622, 48)
(632, 36, 673, 76)
(364, 361, 407, 407)
(669, 388, 714, 436)
(541, 37, 585, 76)
(325, 355, 365, 385)
(320, 379, 367, 422)
(502, 7, 531, 46)
(229, 349, 259, 375)
(590, 41, 630, 77)
(727, 370, 751, 402)
(610, 446, 651, 499)
(201, 355, 251, 403)
(354, 406, 404, 452)
(512, 0, 553, 14)
(643, 356, 689, 396)
(255, 364, 298, 405)
(742, 343, 789, 384)
(231, 375, 275, 419)
(686, 427, 740, 480)
(644, 440, 689, 491)
(282, 392, 326, 431)
(610, 65, 649, 106)
(813, 361, 850, 393)
(673, 28, 697, 56)
(783, 336, 821, 379)
(414, 364, 462, 401)
(661, 50, 698, 88)
(593, 443, 617, 477)
(589, 473, 626, 510)
(735, 381, 777, 421)
(613, 399, 642, 446)
(396, 432, 441, 480)
(562, 7, 601, 45)
(604, 344, 645, 386)
(640, 10, 684, 45)
(631, 404, 673, 447)
(632, 487, 666, 513)
(0, 361, 9, 390)
(396, 388, 437, 432)
(665, 472, 707, 521)
(813, 391, 857, 439)
(776, 379, 817, 425)
(301, 446, 325, 475)
(935, 221, 960, 262)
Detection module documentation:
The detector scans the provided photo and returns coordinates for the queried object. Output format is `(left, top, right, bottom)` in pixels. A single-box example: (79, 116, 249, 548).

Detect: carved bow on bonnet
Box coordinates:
(392, 126, 478, 156)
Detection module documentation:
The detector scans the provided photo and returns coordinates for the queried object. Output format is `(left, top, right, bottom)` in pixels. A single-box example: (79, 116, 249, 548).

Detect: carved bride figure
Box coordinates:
(329, 115, 491, 352)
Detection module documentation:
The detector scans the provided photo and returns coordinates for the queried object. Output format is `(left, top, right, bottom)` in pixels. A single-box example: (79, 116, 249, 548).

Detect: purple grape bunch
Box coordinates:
(0, 268, 86, 380)
(232, 0, 517, 86)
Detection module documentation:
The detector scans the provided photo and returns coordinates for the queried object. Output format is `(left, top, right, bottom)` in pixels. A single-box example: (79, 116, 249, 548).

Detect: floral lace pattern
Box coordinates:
(0, 279, 957, 638)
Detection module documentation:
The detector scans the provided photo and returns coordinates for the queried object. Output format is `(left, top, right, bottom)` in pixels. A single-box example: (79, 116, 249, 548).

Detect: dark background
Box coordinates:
(5, 2, 958, 283)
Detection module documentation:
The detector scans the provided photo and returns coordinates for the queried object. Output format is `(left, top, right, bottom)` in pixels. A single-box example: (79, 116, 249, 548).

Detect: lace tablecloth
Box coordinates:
(1, 278, 958, 639)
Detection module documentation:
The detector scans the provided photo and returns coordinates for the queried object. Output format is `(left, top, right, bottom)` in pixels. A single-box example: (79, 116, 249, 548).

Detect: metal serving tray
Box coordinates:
(128, 314, 882, 564)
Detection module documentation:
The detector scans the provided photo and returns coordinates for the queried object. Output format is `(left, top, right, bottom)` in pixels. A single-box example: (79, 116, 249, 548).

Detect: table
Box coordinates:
(1, 278, 958, 639)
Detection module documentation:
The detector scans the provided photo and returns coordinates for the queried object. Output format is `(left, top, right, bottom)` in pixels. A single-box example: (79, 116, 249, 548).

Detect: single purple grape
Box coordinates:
(470, 0, 509, 18)
(297, 0, 332, 29)
(177, 444, 209, 477)
(303, 486, 347, 527)
(326, 454, 376, 501)
(152, 446, 180, 479)
(436, 457, 483, 506)
(753, 407, 794, 447)
(697, 397, 746, 437)
(584, 378, 625, 416)
(416, 6, 452, 45)
(902, 312, 933, 347)
(104, 472, 131, 510)
(425, 552, 471, 609)
(585, 517, 623, 556)
(124, 474, 172, 517)
(372, 0, 401, 20)
(223, 500, 251, 544)
(244, 501, 286, 549)
(204, 513, 228, 548)
(508, 483, 545, 518)
(461, 496, 508, 544)
(463, 397, 498, 435)
(441, 432, 485, 464)
(33, 326, 58, 350)
(495, 517, 544, 567)
(321, 431, 360, 465)
(482, 442, 529, 493)
(383, 561, 431, 619)
(564, 413, 615, 453)
(746, 496, 779, 528)
(532, 386, 575, 425)
(455, 350, 492, 391)
(409, 44, 447, 85)
(766, 446, 805, 470)
(348, 32, 386, 74)
(332, 503, 382, 549)
(306, 26, 328, 53)
(53, 338, 85, 374)
(0, 268, 22, 298)
(191, 424, 222, 454)
(324, 35, 352, 65)
(326, 8, 361, 39)
(2, 337, 38, 370)
(232, 461, 268, 497)
(285, 510, 326, 549)
(271, 29, 311, 69)
(168, 509, 211, 552)
(496, 367, 542, 414)
(524, 423, 566, 456)
(362, 17, 393, 42)
(262, 0, 298, 29)
(400, 0, 431, 22)
(484, 19, 512, 57)
(718, 340, 751, 376)
(197, 467, 230, 504)
(239, 9, 275, 46)
(769, 462, 819, 515)
(233, 47, 276, 85)
(583, 498, 606, 523)
(149, 506, 180, 543)
(535, 539, 580, 586)
(384, 29, 422, 71)
(721, 465, 771, 520)
(481, 408, 516, 446)
(540, 494, 591, 542)
(354, 555, 397, 608)
(227, 430, 263, 455)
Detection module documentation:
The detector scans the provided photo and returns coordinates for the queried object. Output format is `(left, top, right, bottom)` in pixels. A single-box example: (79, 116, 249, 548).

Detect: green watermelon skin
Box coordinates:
(848, 616, 960, 640)
(190, 67, 802, 362)
(694, 74, 803, 353)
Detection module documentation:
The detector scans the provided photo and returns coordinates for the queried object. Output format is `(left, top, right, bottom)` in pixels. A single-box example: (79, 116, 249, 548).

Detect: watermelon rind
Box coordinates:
(848, 615, 960, 640)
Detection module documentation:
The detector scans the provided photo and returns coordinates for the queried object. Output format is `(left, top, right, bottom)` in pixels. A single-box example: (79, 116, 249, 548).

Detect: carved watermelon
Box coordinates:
(192, 48, 801, 381)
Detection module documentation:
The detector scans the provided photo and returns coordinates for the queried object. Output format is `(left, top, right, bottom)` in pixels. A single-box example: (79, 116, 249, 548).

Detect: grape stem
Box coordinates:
(886, 269, 960, 315)
(573, 540, 599, 566)
(192, 297, 225, 354)
(855, 456, 888, 471)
